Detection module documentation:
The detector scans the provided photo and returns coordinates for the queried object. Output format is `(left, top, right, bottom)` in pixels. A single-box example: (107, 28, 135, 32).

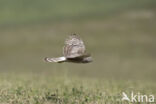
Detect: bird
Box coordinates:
(44, 34, 92, 63)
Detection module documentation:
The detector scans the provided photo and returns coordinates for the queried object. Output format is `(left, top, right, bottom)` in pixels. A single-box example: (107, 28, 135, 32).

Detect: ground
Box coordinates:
(0, 74, 155, 104)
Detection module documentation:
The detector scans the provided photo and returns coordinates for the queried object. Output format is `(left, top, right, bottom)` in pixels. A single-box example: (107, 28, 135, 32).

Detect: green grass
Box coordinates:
(0, 0, 155, 25)
(0, 74, 155, 104)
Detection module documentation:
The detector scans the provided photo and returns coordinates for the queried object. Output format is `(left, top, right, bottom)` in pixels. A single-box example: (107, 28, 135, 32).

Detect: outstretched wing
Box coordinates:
(45, 57, 66, 63)
(63, 34, 86, 58)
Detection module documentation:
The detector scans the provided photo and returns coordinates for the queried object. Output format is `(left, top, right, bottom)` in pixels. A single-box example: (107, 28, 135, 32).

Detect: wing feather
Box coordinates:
(45, 57, 66, 63)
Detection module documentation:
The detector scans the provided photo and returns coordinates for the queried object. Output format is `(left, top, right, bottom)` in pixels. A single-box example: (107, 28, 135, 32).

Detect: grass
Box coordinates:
(0, 0, 155, 25)
(0, 74, 155, 104)
(0, 0, 156, 103)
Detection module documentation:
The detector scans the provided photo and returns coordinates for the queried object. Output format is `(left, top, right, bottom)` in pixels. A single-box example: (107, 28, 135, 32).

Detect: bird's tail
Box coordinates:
(44, 57, 66, 63)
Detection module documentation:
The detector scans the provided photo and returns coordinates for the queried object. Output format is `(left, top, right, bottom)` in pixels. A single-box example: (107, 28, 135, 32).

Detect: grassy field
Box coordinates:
(0, 74, 155, 104)
(0, 0, 156, 103)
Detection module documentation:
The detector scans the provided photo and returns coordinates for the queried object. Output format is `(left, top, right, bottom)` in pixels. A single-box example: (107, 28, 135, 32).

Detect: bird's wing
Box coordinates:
(45, 57, 66, 63)
(63, 34, 86, 58)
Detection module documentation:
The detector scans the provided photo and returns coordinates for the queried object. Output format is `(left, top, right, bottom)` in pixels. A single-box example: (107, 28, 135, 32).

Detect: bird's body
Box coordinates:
(45, 34, 92, 63)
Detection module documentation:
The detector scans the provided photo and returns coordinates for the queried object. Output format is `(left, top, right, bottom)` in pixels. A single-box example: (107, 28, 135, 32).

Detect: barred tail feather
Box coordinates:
(45, 57, 66, 63)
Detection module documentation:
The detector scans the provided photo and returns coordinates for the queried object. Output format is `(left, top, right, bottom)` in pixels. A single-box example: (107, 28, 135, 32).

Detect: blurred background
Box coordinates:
(0, 0, 156, 81)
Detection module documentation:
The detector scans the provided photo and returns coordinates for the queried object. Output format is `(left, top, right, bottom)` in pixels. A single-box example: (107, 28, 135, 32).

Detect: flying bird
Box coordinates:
(45, 34, 92, 63)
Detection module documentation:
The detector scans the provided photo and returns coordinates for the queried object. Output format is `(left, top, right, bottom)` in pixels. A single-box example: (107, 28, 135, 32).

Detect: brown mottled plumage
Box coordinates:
(45, 34, 92, 63)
